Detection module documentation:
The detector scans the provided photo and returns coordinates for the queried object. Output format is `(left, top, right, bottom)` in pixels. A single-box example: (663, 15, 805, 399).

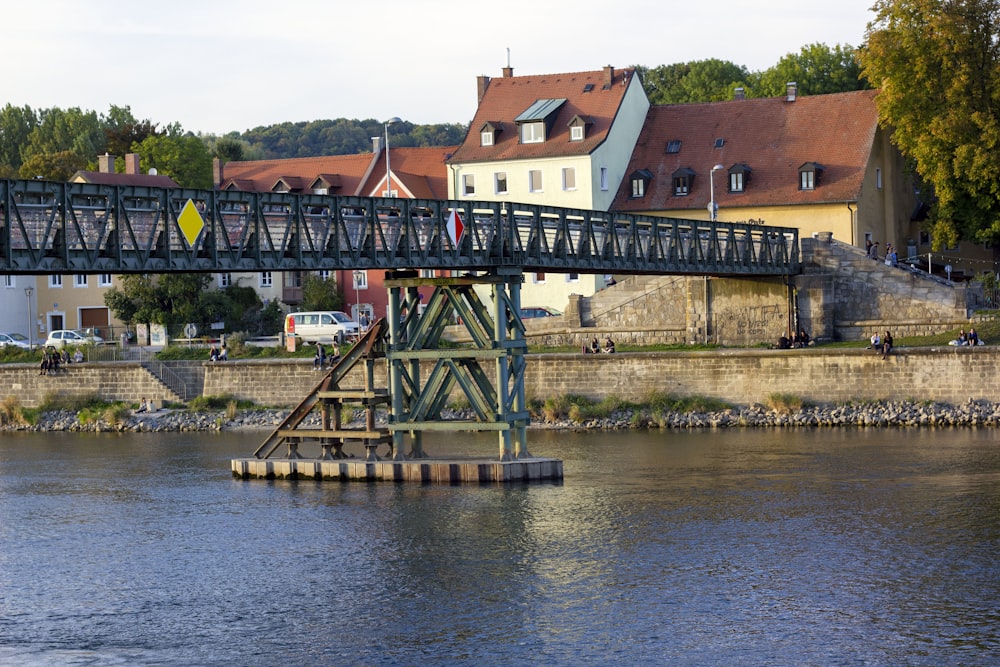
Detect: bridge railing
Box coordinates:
(0, 179, 798, 275)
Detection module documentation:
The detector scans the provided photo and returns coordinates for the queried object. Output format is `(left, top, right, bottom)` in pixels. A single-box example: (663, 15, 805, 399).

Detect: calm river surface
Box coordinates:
(0, 428, 998, 666)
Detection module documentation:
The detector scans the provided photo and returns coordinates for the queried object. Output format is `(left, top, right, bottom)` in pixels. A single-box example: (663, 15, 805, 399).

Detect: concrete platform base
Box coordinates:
(231, 456, 563, 484)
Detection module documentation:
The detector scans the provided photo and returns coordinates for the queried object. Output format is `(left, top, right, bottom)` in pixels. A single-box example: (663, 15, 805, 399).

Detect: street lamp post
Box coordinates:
(708, 164, 725, 222)
(353, 270, 363, 322)
(383, 117, 401, 197)
(24, 287, 33, 349)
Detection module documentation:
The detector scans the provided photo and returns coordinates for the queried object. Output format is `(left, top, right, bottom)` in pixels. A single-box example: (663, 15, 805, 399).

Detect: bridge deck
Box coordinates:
(1, 179, 799, 276)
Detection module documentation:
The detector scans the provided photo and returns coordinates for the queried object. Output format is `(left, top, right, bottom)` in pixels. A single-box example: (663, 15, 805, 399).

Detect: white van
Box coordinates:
(284, 311, 359, 344)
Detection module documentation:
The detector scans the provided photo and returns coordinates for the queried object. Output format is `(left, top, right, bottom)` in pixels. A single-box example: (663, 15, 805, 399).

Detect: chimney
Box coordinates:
(604, 65, 615, 89)
(124, 153, 140, 175)
(372, 136, 383, 153)
(502, 66, 513, 78)
(98, 153, 115, 173)
(213, 157, 223, 188)
(734, 87, 745, 101)
(786, 82, 797, 102)
(477, 75, 491, 103)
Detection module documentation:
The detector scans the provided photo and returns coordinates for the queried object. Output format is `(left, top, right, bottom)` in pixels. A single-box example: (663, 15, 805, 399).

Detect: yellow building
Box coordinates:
(613, 87, 930, 268)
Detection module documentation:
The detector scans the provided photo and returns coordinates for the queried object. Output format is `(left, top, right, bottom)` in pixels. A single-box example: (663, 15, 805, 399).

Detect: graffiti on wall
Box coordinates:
(714, 304, 785, 341)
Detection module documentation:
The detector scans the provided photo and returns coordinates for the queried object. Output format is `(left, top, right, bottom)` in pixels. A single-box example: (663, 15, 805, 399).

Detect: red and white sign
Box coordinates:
(446, 209, 465, 246)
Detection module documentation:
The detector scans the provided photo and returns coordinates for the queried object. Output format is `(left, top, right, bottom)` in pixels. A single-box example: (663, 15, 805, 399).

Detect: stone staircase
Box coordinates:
(579, 274, 686, 327)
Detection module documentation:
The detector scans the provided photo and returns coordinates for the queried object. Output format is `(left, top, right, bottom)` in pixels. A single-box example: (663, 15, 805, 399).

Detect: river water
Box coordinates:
(0, 428, 997, 666)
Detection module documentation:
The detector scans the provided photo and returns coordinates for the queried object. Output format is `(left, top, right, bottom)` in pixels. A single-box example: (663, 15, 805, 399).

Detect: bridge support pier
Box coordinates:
(385, 269, 531, 462)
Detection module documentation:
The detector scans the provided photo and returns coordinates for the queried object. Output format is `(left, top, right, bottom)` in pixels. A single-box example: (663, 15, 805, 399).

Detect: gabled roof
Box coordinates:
(69, 171, 179, 188)
(219, 146, 455, 200)
(612, 89, 880, 212)
(449, 66, 637, 164)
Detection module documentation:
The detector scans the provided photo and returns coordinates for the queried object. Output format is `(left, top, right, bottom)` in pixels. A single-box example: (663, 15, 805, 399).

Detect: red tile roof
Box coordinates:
(219, 146, 455, 199)
(612, 89, 880, 212)
(448, 67, 637, 164)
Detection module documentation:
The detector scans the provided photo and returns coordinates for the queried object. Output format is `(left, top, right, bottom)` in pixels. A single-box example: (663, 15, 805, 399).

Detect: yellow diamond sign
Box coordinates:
(177, 199, 205, 248)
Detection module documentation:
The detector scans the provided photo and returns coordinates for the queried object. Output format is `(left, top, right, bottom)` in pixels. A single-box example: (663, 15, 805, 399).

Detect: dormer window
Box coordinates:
(515, 98, 566, 145)
(728, 164, 751, 193)
(672, 168, 695, 196)
(799, 162, 823, 190)
(479, 122, 501, 147)
(567, 114, 590, 142)
(629, 169, 653, 198)
(666, 140, 681, 154)
(521, 122, 545, 143)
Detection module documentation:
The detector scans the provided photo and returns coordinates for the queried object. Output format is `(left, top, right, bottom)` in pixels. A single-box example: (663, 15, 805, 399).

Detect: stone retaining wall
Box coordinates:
(4, 347, 998, 409)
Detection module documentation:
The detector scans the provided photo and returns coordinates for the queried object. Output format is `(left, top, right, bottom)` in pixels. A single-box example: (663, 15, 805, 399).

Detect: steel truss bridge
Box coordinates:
(0, 179, 799, 276)
(2, 178, 800, 463)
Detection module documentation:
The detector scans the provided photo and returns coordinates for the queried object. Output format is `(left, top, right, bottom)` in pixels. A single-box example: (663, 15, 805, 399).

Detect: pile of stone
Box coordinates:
(7, 399, 1000, 433)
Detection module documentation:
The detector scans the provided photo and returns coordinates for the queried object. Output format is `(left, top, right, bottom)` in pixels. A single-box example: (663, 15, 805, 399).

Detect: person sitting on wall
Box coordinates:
(73, 349, 84, 363)
(603, 337, 616, 354)
(136, 397, 148, 413)
(219, 344, 228, 361)
(209, 345, 219, 362)
(590, 337, 600, 355)
(881, 331, 894, 360)
(313, 341, 326, 370)
(798, 329, 811, 346)
(39, 349, 50, 376)
(327, 342, 341, 368)
(869, 331, 880, 351)
(777, 335, 790, 349)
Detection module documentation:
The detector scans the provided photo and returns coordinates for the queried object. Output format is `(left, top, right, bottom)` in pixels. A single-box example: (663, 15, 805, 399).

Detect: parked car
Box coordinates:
(284, 311, 360, 344)
(44, 329, 105, 349)
(520, 306, 562, 319)
(0, 332, 33, 350)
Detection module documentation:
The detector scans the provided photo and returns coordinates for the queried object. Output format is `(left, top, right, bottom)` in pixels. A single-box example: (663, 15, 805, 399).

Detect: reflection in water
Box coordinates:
(0, 428, 998, 665)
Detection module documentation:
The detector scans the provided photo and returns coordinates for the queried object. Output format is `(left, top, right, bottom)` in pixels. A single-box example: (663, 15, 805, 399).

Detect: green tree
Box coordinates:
(18, 150, 88, 181)
(758, 43, 869, 97)
(132, 124, 213, 188)
(300, 273, 344, 311)
(860, 0, 1000, 250)
(638, 59, 752, 104)
(0, 104, 38, 173)
(22, 107, 105, 164)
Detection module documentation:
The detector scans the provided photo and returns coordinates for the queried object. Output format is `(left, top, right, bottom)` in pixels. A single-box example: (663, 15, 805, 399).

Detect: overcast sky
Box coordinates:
(3, 0, 876, 136)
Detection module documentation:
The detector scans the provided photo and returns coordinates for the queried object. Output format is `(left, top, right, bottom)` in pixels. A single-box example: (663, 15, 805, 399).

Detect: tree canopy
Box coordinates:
(860, 0, 1000, 250)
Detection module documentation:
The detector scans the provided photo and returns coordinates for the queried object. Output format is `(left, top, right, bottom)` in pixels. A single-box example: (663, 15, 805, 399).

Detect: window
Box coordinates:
(318, 270, 331, 281)
(419, 269, 434, 278)
(49, 275, 62, 288)
(494, 172, 508, 195)
(520, 121, 545, 144)
(480, 130, 493, 146)
(570, 125, 584, 141)
(98, 274, 112, 287)
(529, 170, 543, 193)
(533, 272, 546, 284)
(730, 172, 744, 192)
(462, 173, 476, 197)
(876, 168, 883, 190)
(3, 275, 13, 288)
(600, 167, 609, 191)
(74, 274, 88, 288)
(630, 169, 652, 198)
(566, 273, 579, 283)
(353, 271, 368, 290)
(799, 162, 822, 190)
(259, 272, 273, 288)
(218, 273, 232, 288)
(562, 167, 576, 191)
(672, 168, 695, 196)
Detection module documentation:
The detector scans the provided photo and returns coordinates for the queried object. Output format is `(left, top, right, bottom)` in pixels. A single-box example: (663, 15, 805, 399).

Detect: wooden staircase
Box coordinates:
(253, 318, 392, 462)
